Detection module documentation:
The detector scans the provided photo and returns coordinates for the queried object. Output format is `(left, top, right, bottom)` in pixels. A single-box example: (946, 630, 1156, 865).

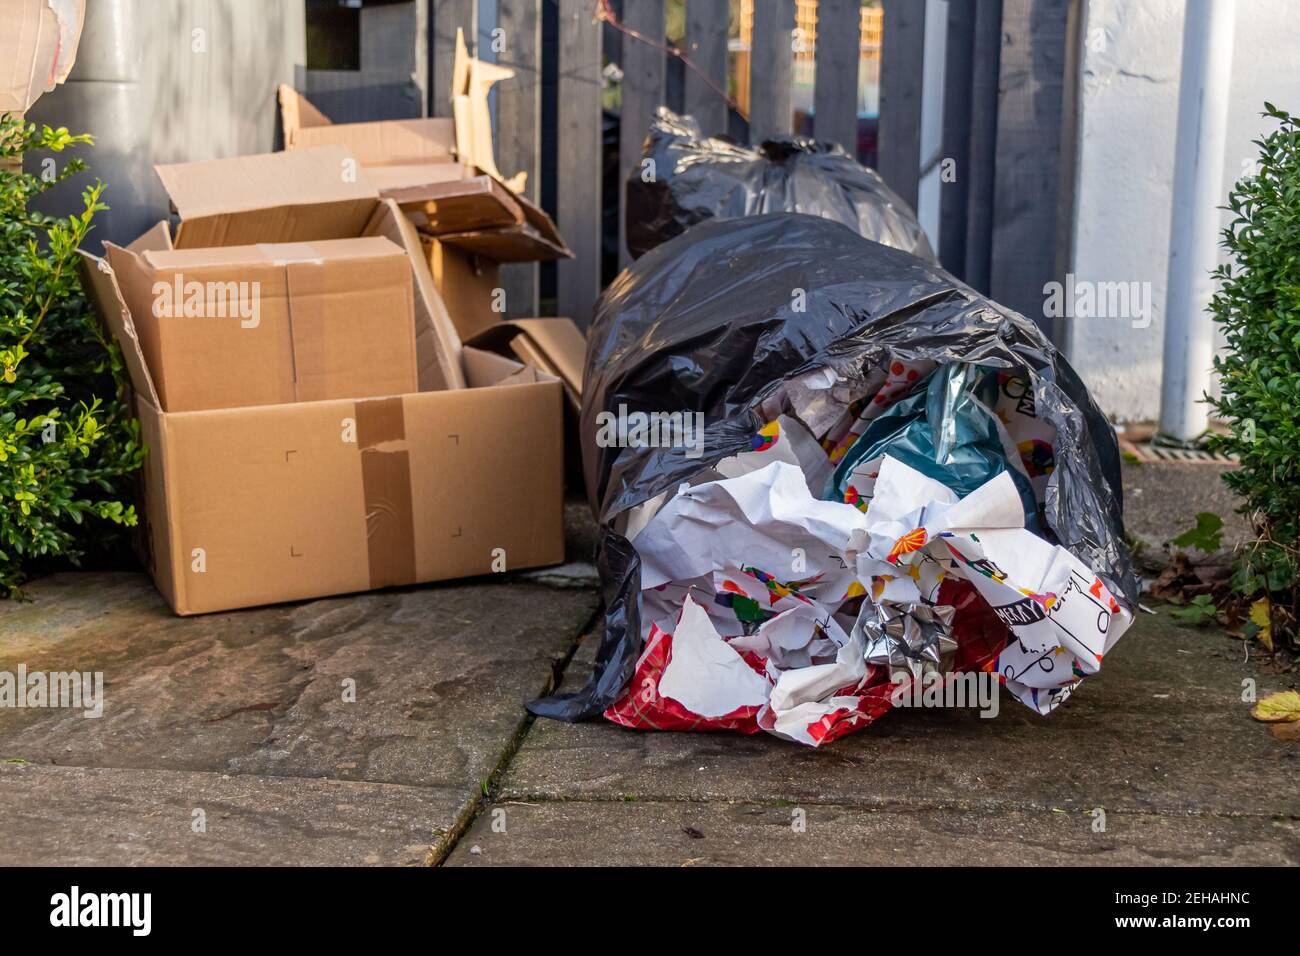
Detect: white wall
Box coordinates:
(1066, 0, 1300, 422)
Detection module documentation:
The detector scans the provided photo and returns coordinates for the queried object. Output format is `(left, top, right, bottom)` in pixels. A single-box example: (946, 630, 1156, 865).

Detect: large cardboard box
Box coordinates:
(106, 236, 417, 412)
(80, 148, 565, 615)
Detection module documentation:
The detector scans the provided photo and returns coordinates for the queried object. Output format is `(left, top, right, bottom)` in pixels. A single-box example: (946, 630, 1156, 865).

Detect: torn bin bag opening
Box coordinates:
(625, 107, 936, 263)
(528, 213, 1137, 746)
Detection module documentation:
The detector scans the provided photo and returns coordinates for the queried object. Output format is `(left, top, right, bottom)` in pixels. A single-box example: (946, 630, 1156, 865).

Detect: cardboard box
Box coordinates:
(80, 147, 566, 615)
(124, 350, 563, 615)
(134, 145, 465, 394)
(106, 236, 417, 412)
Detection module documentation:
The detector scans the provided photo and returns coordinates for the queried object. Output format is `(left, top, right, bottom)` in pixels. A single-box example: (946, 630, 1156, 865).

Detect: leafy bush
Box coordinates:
(1, 116, 144, 596)
(1207, 102, 1300, 646)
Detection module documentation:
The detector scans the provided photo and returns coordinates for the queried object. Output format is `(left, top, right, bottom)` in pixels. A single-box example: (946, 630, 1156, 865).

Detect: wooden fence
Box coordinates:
(429, 0, 884, 329)
(419, 0, 1078, 342)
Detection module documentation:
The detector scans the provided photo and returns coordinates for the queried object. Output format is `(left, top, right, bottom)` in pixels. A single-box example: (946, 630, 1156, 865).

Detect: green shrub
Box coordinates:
(1207, 102, 1300, 645)
(1, 116, 144, 596)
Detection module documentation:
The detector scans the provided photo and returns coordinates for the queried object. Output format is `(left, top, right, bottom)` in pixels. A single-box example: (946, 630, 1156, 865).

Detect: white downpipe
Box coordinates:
(1158, 0, 1235, 443)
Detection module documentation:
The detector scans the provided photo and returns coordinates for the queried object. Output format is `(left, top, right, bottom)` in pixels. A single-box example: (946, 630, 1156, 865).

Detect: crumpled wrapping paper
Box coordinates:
(600, 423, 1131, 746)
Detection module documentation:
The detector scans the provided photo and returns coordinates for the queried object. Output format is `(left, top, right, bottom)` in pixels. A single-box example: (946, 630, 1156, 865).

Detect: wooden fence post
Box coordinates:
(749, 0, 794, 143)
(683, 0, 729, 137)
(556, 0, 604, 327)
(989, 0, 1071, 325)
(962, 0, 1003, 293)
(497, 0, 542, 317)
(618, 0, 665, 268)
(877, 0, 924, 210)
(813, 0, 860, 152)
(432, 0, 475, 118)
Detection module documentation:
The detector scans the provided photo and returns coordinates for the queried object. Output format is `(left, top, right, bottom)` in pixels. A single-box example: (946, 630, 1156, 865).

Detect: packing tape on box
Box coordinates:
(258, 243, 326, 265)
(355, 396, 417, 588)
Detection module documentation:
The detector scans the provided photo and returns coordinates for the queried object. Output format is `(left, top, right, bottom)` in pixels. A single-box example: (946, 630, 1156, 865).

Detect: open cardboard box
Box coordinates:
(278, 84, 572, 263)
(278, 80, 588, 475)
(79, 147, 565, 615)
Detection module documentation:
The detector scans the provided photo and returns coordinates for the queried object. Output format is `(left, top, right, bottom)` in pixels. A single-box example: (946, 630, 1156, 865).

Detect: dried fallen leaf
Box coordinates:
(1247, 598, 1274, 653)
(1271, 721, 1300, 742)
(1250, 689, 1300, 723)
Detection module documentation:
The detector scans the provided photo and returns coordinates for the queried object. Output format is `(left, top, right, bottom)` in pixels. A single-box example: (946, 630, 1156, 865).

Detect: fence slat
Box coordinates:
(432, 0, 475, 118)
(962, 0, 1003, 293)
(683, 0, 729, 136)
(989, 0, 1070, 325)
(877, 0, 924, 209)
(813, 0, 860, 152)
(556, 0, 604, 327)
(749, 0, 794, 143)
(618, 0, 666, 268)
(496, 0, 541, 317)
(938, 0, 975, 277)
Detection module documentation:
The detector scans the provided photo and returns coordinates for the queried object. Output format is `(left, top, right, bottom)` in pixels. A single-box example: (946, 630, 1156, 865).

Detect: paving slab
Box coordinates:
(0, 571, 598, 863)
(0, 763, 447, 866)
(446, 800, 1298, 867)
(501, 611, 1298, 819)
(1121, 460, 1251, 569)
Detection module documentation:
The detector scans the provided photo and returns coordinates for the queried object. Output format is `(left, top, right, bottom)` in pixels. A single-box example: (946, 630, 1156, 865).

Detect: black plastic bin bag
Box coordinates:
(530, 213, 1137, 747)
(625, 107, 935, 263)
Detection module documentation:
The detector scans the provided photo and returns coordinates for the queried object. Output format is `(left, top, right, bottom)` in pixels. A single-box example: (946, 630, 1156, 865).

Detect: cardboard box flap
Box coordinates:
(366, 163, 469, 196)
(155, 146, 379, 249)
(392, 174, 525, 234)
(364, 199, 467, 391)
(278, 85, 456, 167)
(76, 250, 161, 409)
(278, 82, 332, 131)
(465, 318, 585, 411)
(403, 166, 572, 260)
(439, 224, 572, 263)
(127, 220, 174, 255)
(510, 319, 585, 399)
(462, 346, 550, 390)
(513, 191, 568, 255)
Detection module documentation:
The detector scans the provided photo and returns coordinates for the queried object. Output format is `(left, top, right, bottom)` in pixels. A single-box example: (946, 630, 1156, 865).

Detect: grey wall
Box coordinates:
(28, 0, 306, 247)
